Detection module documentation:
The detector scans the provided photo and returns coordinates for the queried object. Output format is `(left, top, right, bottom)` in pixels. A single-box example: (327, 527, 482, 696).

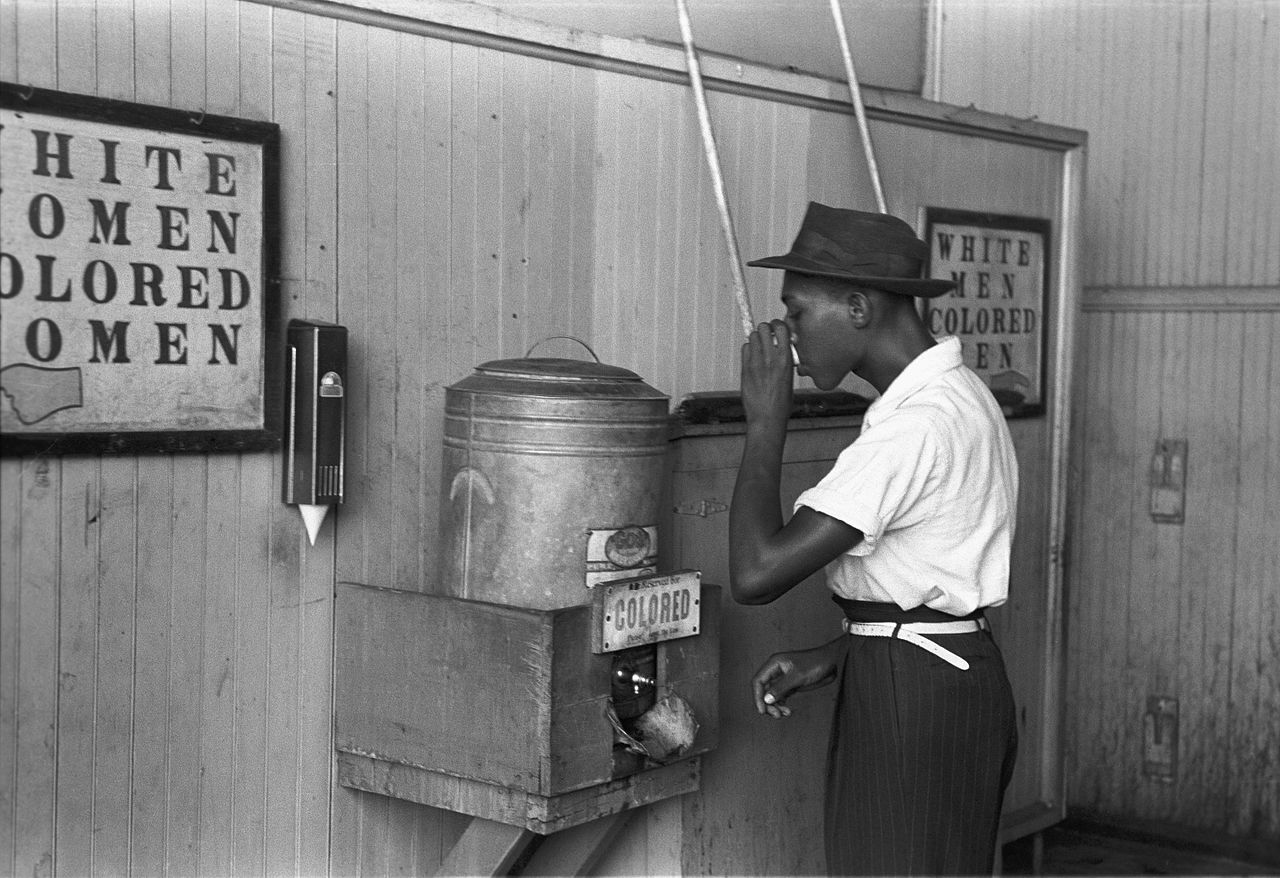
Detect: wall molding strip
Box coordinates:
(1083, 286, 1280, 312)
(248, 0, 1086, 150)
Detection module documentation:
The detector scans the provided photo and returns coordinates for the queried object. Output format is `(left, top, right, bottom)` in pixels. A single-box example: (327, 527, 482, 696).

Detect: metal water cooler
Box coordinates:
(333, 350, 719, 837)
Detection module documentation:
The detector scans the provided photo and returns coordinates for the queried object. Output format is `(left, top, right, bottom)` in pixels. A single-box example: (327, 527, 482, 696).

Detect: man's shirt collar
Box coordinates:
(863, 336, 963, 426)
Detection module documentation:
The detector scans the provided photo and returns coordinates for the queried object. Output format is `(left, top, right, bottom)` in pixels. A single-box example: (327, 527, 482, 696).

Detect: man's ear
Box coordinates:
(847, 290, 872, 328)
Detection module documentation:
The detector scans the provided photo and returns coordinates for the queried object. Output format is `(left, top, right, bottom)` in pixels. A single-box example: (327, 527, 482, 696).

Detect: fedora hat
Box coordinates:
(747, 202, 955, 298)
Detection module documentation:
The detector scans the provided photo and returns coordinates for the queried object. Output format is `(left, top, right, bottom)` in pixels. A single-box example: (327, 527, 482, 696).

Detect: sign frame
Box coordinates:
(591, 569, 702, 654)
(0, 82, 282, 455)
(921, 207, 1052, 419)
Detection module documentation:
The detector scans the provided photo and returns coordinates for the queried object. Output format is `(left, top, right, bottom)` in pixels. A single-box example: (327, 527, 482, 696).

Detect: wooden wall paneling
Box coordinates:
(628, 78, 665, 387)
(678, 90, 740, 396)
(232, 452, 274, 875)
(416, 35, 457, 590)
(11, 0, 55, 88)
(349, 20, 402, 586)
(1068, 312, 1111, 806)
(1100, 3, 1129, 287)
(1142, 7, 1176, 289)
(197, 10, 246, 864)
(1098, 2, 1129, 287)
(171, 0, 207, 111)
(932, 0, 986, 110)
(1258, 21, 1280, 285)
(1099, 312, 1140, 814)
(53, 462, 97, 876)
(1199, 4, 1235, 284)
(333, 18, 374, 586)
(498, 51, 532, 361)
(649, 89, 685, 398)
(1118, 312, 1164, 817)
(165, 456, 209, 876)
(262, 9, 330, 874)
(51, 460, 86, 878)
(562, 63, 597, 347)
(1093, 309, 1133, 816)
(998, 420, 1051, 814)
(692, 89, 748, 397)
(0, 463, 24, 871)
(129, 455, 175, 876)
(230, 9, 275, 874)
(351, 24, 436, 876)
(299, 13, 341, 874)
(167, 7, 214, 871)
(1060, 310, 1085, 801)
(133, 0, 173, 105)
(92, 0, 134, 102)
(93, 459, 138, 877)
(0, 0, 16, 82)
(205, 0, 240, 116)
(390, 31, 430, 591)
(1227, 314, 1272, 837)
(1174, 312, 1238, 829)
(301, 12, 340, 320)
(1223, 1, 1279, 285)
(592, 801, 671, 877)
(668, 83, 712, 394)
(529, 59, 565, 349)
(1117, 8, 1151, 289)
(1061, 313, 1087, 804)
(593, 69, 639, 379)
(446, 43, 501, 376)
(473, 47, 507, 365)
(650, 82, 687, 387)
(7, 459, 59, 878)
(264, 12, 310, 874)
(127, 9, 179, 869)
(237, 0, 274, 122)
(197, 454, 242, 875)
(1254, 311, 1280, 838)
(54, 0, 96, 94)
(733, 97, 782, 332)
(87, 0, 139, 869)
(1170, 2, 1209, 287)
(1132, 311, 1189, 822)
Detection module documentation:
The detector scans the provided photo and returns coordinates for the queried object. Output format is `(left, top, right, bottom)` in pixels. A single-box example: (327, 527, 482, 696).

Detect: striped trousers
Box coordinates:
(825, 599, 1018, 876)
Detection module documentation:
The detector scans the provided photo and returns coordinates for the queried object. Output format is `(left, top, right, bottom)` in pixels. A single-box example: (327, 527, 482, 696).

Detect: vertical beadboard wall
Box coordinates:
(2, 2, 338, 875)
(1, 0, 1079, 874)
(934, 0, 1280, 841)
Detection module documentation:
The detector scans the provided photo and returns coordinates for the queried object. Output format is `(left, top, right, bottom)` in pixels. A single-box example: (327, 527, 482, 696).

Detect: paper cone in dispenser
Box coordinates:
(440, 350, 669, 610)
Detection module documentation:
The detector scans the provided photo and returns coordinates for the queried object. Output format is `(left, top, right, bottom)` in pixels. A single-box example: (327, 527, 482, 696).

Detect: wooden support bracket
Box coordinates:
(519, 810, 633, 876)
(435, 817, 535, 877)
(435, 810, 634, 877)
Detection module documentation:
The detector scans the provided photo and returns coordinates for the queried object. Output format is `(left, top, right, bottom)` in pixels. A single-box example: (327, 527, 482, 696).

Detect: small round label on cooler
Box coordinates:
(605, 525, 651, 568)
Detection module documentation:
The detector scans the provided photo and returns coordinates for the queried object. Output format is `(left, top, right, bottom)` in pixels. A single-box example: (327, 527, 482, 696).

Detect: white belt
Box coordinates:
(841, 617, 988, 671)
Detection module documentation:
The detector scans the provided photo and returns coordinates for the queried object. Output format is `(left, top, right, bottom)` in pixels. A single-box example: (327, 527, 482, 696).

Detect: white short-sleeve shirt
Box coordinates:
(793, 336, 1018, 616)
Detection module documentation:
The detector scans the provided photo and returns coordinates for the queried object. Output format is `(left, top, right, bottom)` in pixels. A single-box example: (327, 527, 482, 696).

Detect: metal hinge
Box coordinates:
(673, 499, 728, 517)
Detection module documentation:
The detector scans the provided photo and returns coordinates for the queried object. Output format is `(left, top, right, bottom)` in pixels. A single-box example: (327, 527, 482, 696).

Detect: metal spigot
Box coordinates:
(615, 667, 656, 696)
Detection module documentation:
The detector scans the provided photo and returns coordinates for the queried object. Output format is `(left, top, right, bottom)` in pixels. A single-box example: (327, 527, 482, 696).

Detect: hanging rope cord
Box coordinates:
(673, 0, 888, 336)
(829, 0, 888, 214)
(673, 0, 755, 337)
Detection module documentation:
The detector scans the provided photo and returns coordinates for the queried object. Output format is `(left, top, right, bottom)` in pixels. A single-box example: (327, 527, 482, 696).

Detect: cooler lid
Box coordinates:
(452, 356, 668, 402)
(475, 356, 645, 382)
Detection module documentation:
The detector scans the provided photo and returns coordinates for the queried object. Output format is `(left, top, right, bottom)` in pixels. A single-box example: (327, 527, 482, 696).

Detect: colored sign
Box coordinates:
(593, 570, 701, 653)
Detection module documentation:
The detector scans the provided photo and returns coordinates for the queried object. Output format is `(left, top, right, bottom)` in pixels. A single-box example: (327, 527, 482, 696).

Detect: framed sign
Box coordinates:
(921, 208, 1051, 418)
(0, 83, 281, 454)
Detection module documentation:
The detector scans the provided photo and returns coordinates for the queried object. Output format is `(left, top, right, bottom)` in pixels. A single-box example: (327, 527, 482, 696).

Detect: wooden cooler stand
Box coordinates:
(333, 578, 720, 837)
